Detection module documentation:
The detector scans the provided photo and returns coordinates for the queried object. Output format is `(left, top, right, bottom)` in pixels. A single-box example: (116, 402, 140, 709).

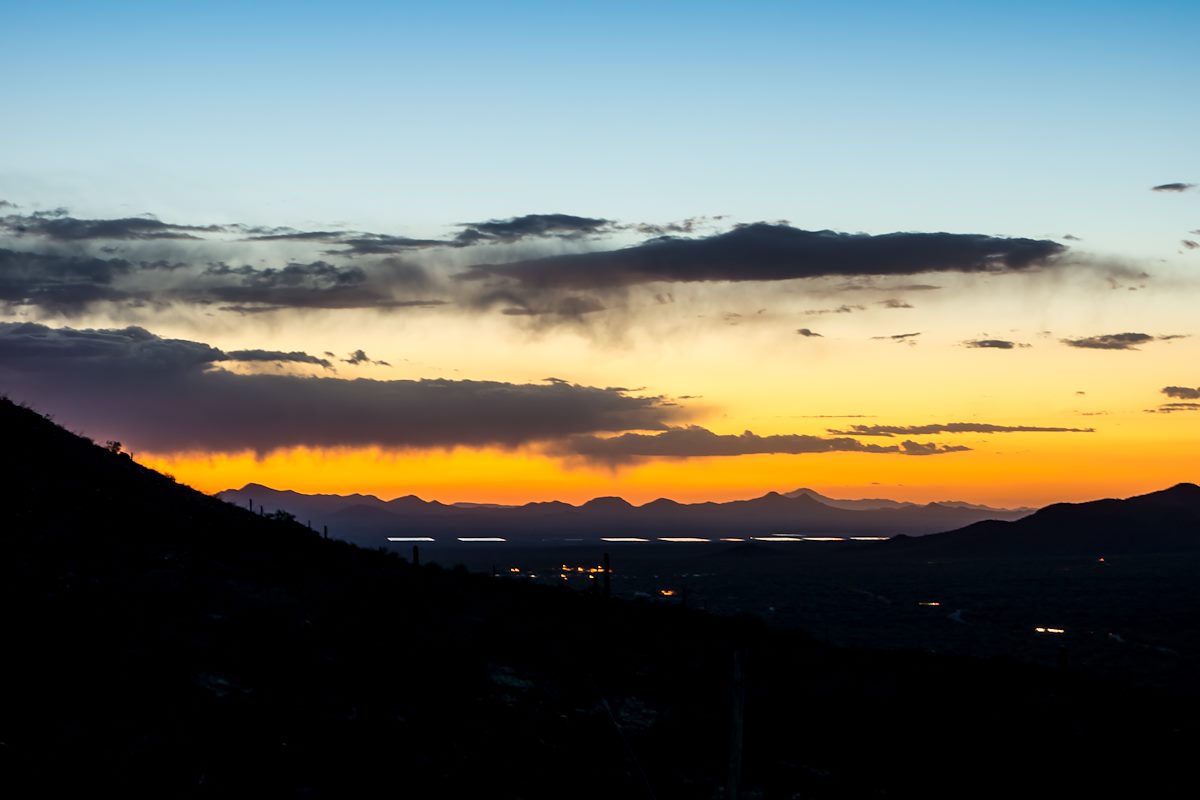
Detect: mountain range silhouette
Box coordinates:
(217, 483, 1033, 544)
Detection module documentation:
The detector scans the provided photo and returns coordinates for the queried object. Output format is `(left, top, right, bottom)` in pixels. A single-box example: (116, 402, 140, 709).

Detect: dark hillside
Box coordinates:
(888, 483, 1200, 557)
(0, 398, 1195, 798)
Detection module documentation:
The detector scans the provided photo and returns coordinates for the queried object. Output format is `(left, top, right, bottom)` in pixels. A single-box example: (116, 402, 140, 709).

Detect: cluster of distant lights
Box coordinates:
(556, 563, 609, 582)
(390, 540, 1080, 633)
(386, 535, 888, 543)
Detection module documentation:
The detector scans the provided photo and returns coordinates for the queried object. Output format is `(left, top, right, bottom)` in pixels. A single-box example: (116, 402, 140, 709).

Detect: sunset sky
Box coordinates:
(2, 1, 1197, 507)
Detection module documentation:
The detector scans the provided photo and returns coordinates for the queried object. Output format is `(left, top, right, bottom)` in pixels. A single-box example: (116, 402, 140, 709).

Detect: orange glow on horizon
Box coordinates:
(137, 427, 1198, 510)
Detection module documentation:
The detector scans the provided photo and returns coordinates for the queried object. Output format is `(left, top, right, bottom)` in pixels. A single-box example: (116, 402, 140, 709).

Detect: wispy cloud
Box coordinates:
(827, 422, 1094, 436)
(803, 304, 865, 315)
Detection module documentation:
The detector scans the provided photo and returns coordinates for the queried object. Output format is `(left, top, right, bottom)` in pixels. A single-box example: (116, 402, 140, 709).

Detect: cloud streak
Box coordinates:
(222, 349, 334, 369)
(553, 425, 970, 464)
(827, 422, 1095, 436)
(962, 338, 1028, 349)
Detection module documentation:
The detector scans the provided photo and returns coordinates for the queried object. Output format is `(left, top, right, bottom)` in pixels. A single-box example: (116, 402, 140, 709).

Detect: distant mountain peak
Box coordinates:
(641, 497, 682, 509)
(581, 496, 634, 510)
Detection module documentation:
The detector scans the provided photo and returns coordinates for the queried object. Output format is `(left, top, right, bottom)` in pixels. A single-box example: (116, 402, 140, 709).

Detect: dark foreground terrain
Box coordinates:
(2, 397, 1196, 798)
(418, 540, 1200, 696)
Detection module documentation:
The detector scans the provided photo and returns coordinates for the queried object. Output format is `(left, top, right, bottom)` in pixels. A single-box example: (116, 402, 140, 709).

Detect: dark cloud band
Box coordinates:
(467, 224, 1066, 289)
(0, 323, 680, 453)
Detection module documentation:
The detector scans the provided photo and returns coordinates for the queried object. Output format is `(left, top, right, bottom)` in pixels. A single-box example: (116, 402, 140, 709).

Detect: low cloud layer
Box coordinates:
(0, 322, 680, 453)
(1151, 183, 1195, 192)
(468, 224, 1066, 290)
(828, 422, 1095, 436)
(554, 425, 970, 464)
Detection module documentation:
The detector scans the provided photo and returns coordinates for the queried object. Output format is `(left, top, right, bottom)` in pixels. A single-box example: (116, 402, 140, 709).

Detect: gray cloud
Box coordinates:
(804, 304, 865, 315)
(963, 338, 1025, 349)
(1151, 183, 1195, 192)
(0, 322, 681, 453)
(1148, 403, 1200, 413)
(1, 209, 222, 241)
(342, 349, 391, 367)
(1182, 240, 1198, 250)
(222, 349, 334, 369)
(0, 248, 142, 311)
(0, 244, 449, 314)
(244, 230, 447, 255)
(796, 328, 823, 337)
(872, 332, 921, 341)
(498, 295, 606, 317)
(455, 214, 613, 245)
(879, 298, 914, 309)
(553, 425, 970, 464)
(466, 224, 1067, 290)
(242, 213, 614, 254)
(1061, 332, 1183, 350)
(1162, 386, 1200, 400)
(197, 260, 445, 311)
(631, 215, 726, 236)
(828, 422, 1094, 436)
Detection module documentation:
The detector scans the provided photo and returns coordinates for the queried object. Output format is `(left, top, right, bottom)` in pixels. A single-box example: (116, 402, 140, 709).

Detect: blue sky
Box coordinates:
(3, 1, 1196, 258)
(1, 1, 1198, 506)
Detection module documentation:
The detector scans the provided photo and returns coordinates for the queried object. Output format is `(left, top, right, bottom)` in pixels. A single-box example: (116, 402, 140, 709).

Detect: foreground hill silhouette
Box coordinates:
(1, 397, 1195, 798)
(216, 482, 1029, 545)
(889, 483, 1200, 557)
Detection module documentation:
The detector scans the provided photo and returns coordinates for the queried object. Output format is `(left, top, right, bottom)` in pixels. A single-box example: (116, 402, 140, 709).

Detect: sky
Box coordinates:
(1, 0, 1197, 507)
